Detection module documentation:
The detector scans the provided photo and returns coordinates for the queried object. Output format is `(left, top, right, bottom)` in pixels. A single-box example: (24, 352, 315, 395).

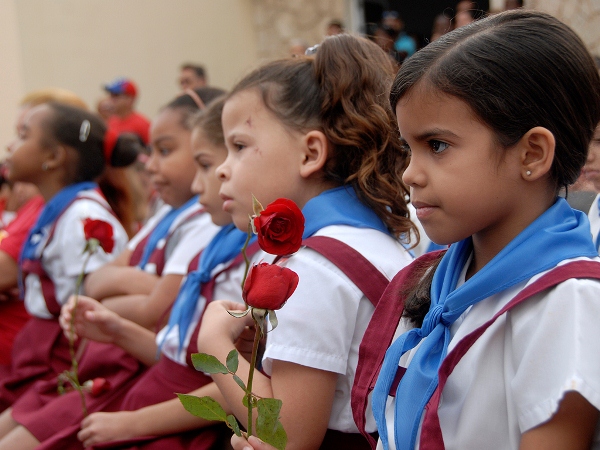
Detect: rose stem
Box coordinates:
(246, 313, 262, 437)
(69, 250, 93, 417)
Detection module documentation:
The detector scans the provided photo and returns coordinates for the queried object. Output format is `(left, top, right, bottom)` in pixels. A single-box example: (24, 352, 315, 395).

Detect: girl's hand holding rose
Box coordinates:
(59, 295, 123, 344)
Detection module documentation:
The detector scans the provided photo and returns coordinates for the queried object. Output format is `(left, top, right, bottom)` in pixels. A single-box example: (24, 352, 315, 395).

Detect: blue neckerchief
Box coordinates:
(595, 196, 600, 251)
(18, 182, 97, 297)
(426, 241, 446, 253)
(159, 224, 254, 353)
(20, 182, 97, 263)
(138, 196, 199, 270)
(372, 198, 597, 450)
(301, 186, 390, 238)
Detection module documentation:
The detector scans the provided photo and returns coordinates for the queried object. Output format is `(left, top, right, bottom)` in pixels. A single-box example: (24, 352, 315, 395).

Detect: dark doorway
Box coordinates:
(363, 0, 490, 48)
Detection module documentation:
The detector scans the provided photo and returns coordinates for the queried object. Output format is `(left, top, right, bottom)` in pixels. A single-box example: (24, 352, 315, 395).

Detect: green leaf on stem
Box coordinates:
(177, 394, 227, 422)
(191, 353, 229, 374)
(233, 374, 247, 391)
(227, 414, 242, 436)
(256, 398, 287, 450)
(226, 349, 239, 373)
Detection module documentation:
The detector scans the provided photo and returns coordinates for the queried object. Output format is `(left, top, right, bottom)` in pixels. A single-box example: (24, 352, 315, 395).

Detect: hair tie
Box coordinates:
(184, 89, 206, 110)
(79, 120, 91, 142)
(103, 128, 119, 164)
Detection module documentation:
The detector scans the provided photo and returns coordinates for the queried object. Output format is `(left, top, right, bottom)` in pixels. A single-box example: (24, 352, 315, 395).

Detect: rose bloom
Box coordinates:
(243, 263, 299, 310)
(82, 218, 114, 253)
(254, 198, 304, 256)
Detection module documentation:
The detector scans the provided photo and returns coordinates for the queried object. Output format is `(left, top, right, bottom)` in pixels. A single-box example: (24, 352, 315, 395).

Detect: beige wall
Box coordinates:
(0, 0, 351, 153)
(0, 1, 26, 151)
(1, 0, 261, 150)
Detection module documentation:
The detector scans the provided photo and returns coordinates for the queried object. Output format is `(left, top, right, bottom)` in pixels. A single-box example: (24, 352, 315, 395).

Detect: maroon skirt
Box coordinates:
(0, 317, 72, 412)
(12, 340, 146, 449)
(0, 300, 31, 366)
(89, 356, 226, 450)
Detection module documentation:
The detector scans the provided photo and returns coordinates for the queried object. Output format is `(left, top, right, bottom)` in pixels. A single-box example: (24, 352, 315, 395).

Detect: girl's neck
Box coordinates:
(37, 179, 69, 202)
(466, 193, 556, 280)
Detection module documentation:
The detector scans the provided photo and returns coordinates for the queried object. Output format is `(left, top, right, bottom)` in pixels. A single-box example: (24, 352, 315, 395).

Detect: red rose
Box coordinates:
(82, 377, 111, 397)
(82, 218, 114, 253)
(253, 198, 304, 256)
(243, 263, 299, 310)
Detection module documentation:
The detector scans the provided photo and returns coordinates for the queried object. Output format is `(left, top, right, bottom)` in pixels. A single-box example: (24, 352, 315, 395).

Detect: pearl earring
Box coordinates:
(526, 170, 531, 176)
(42, 162, 49, 171)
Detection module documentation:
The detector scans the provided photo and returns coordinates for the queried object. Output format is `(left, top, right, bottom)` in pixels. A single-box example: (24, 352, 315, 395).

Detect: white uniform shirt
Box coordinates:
(25, 190, 128, 319)
(261, 225, 414, 433)
(378, 256, 600, 450)
(587, 194, 600, 250)
(126, 203, 219, 276)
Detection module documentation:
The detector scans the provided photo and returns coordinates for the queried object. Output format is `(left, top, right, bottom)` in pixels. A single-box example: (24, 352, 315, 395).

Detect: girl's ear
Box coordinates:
(300, 130, 329, 178)
(519, 126, 555, 181)
(43, 144, 68, 171)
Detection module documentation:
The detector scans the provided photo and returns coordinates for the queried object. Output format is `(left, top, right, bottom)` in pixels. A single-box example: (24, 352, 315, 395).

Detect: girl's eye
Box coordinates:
(158, 148, 171, 156)
(429, 140, 449, 154)
(234, 143, 246, 152)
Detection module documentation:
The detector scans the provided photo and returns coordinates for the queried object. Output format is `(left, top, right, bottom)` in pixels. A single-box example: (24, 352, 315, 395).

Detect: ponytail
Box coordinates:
(313, 34, 414, 240)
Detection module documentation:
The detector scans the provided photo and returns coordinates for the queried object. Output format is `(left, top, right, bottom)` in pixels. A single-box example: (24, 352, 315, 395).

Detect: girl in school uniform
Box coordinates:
(0, 103, 136, 411)
(368, 9, 600, 450)
(198, 33, 415, 449)
(0, 89, 222, 449)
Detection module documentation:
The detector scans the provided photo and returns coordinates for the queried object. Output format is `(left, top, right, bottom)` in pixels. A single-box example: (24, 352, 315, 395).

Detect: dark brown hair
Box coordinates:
(166, 87, 226, 129)
(228, 34, 414, 239)
(41, 102, 142, 236)
(191, 95, 227, 147)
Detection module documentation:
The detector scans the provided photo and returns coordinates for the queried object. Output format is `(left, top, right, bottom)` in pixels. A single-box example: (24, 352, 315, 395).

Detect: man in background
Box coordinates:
(103, 77, 150, 145)
(178, 63, 207, 90)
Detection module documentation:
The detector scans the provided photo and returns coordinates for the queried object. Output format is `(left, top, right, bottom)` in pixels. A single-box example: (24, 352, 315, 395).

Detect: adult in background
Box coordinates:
(104, 77, 150, 145)
(178, 63, 207, 90)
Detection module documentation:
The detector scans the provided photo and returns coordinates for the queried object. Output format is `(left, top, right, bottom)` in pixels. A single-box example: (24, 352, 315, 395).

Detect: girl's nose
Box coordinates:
(402, 155, 425, 188)
(215, 159, 229, 182)
(145, 151, 158, 174)
(191, 171, 203, 195)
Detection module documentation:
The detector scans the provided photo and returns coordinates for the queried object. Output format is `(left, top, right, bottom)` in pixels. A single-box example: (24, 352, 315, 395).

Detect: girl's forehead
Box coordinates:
(24, 103, 51, 126)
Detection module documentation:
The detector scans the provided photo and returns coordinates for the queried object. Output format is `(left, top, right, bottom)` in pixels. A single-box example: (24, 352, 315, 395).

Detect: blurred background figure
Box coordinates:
(103, 77, 150, 145)
(96, 96, 113, 122)
(178, 63, 207, 90)
(325, 19, 344, 36)
(289, 38, 309, 56)
(382, 10, 417, 58)
(372, 24, 406, 66)
(431, 13, 452, 41)
(454, 0, 477, 28)
(504, 0, 524, 10)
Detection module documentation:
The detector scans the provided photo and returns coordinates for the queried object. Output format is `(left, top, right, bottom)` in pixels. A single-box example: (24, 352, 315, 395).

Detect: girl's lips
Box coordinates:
(220, 194, 233, 212)
(412, 201, 437, 221)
